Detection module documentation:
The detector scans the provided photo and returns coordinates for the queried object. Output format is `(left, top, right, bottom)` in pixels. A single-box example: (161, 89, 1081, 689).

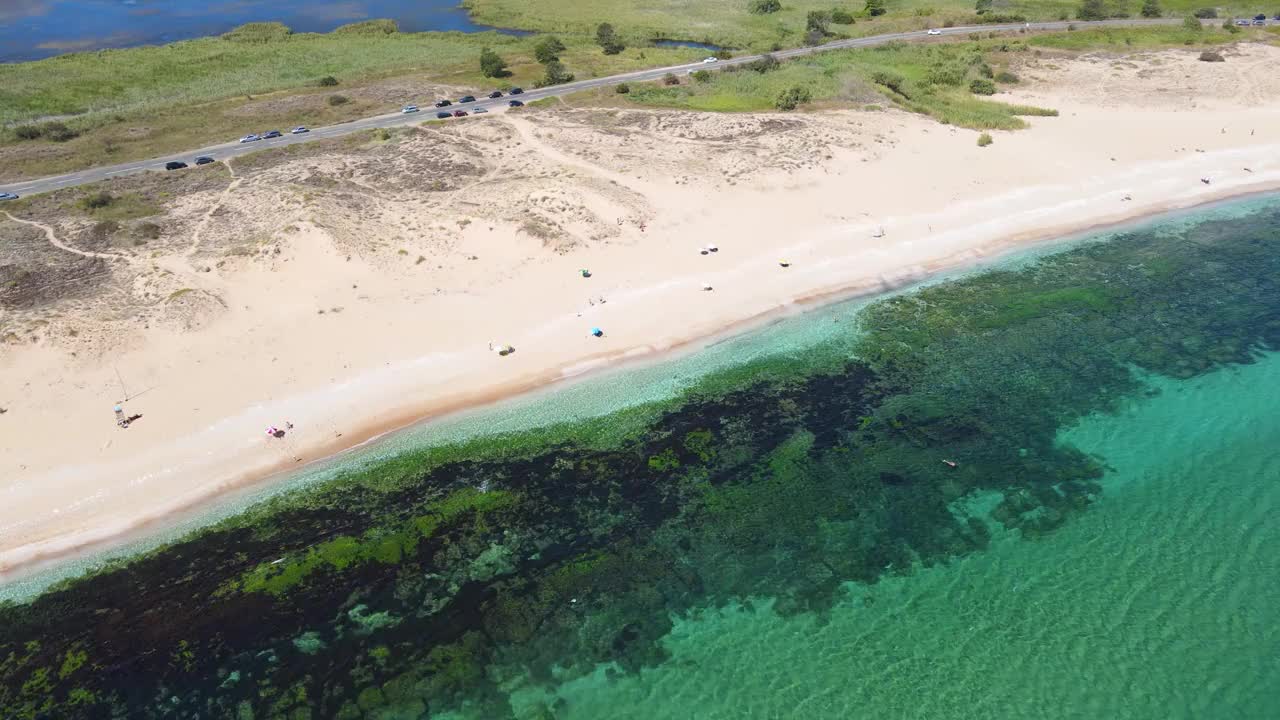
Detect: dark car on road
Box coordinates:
(0, 192, 18, 201)
(459, 95, 476, 103)
(435, 100, 452, 108)
(165, 161, 188, 170)
(194, 156, 215, 165)
(436, 111, 452, 119)
(508, 99, 524, 107)
(263, 130, 282, 139)
(509, 87, 524, 95)
(453, 110, 468, 117)
(488, 91, 503, 99)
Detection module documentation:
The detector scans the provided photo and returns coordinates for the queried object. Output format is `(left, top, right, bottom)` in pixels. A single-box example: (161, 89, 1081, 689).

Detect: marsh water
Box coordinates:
(0, 0, 520, 62)
(2, 196, 1279, 719)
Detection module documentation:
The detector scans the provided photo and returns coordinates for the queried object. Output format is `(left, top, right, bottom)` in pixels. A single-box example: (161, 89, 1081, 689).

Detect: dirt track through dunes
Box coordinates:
(2, 212, 129, 263)
(185, 160, 243, 261)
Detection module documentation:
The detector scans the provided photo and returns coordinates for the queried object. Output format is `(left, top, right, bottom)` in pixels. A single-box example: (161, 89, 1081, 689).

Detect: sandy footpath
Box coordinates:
(3, 45, 1280, 579)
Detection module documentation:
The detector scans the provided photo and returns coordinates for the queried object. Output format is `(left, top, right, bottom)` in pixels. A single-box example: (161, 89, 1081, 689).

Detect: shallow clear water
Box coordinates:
(510, 355, 1280, 719)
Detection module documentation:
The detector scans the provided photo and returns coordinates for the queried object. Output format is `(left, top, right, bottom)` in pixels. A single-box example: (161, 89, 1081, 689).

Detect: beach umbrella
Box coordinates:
(591, 327, 603, 337)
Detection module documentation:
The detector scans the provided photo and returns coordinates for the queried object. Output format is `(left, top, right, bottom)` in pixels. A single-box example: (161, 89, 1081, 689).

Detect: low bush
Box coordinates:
(317, 76, 339, 87)
(832, 8, 856, 24)
(691, 69, 713, 83)
(749, 54, 781, 73)
(327, 94, 350, 106)
(1193, 7, 1217, 18)
(995, 71, 1019, 83)
(41, 121, 79, 142)
(616, 83, 631, 94)
(748, 0, 781, 14)
(1198, 50, 1225, 62)
(81, 192, 114, 210)
(970, 78, 997, 95)
(662, 72, 680, 85)
(775, 85, 812, 111)
(136, 222, 162, 240)
(977, 132, 993, 146)
(13, 125, 43, 140)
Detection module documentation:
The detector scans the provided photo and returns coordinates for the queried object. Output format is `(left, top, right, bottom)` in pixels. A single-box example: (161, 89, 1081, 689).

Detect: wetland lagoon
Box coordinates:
(3, 196, 1279, 719)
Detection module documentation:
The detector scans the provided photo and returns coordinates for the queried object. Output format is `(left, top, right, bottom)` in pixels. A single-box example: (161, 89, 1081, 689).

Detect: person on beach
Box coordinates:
(114, 404, 128, 428)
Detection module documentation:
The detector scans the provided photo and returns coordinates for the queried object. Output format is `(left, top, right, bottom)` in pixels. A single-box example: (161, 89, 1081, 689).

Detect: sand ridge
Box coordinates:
(3, 44, 1280, 577)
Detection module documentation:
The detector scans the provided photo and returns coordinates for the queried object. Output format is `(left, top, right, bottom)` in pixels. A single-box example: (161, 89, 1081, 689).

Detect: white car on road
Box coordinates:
(702, 56, 719, 63)
(927, 29, 942, 36)
(239, 134, 261, 143)
(402, 105, 419, 114)
(290, 126, 309, 134)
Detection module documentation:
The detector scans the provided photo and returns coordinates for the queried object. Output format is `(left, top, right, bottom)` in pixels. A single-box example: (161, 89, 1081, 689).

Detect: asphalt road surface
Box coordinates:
(0, 18, 1194, 199)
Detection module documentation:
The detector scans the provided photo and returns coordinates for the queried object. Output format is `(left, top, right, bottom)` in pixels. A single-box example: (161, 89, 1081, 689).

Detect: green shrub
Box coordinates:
(775, 85, 812, 110)
(479, 47, 509, 78)
(927, 62, 966, 86)
(865, 0, 887, 17)
(748, 0, 782, 13)
(533, 36, 566, 64)
(832, 8, 856, 24)
(872, 70, 907, 94)
(13, 124, 42, 140)
(749, 54, 781, 73)
(977, 132, 993, 146)
(616, 83, 631, 94)
(662, 72, 680, 85)
(1193, 7, 1217, 18)
(333, 19, 398, 35)
(970, 78, 997, 95)
(1182, 15, 1204, 30)
(374, 128, 391, 141)
(995, 71, 1019, 83)
(691, 69, 712, 83)
(81, 192, 114, 210)
(41, 121, 78, 142)
(317, 76, 339, 87)
(221, 22, 291, 43)
(1140, 0, 1161, 17)
(596, 23, 625, 55)
(1076, 0, 1107, 20)
(327, 94, 350, 106)
(807, 10, 832, 34)
(1198, 50, 1225, 61)
(539, 60, 575, 87)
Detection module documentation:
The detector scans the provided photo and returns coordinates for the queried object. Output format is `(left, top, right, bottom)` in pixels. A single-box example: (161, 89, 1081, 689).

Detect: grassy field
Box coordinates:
(617, 25, 1243, 129)
(464, 0, 1274, 50)
(0, 22, 708, 181)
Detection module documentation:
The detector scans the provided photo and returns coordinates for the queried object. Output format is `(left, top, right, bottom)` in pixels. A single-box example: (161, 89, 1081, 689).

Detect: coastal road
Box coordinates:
(0, 18, 1197, 198)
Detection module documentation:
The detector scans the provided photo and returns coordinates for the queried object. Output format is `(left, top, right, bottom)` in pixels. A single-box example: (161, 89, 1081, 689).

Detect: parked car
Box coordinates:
(702, 57, 719, 63)
(263, 130, 282, 138)
(927, 28, 942, 36)
(436, 111, 452, 119)
(453, 110, 468, 117)
(1254, 13, 1267, 20)
(459, 95, 476, 103)
(194, 156, 215, 165)
(488, 91, 503, 99)
(165, 161, 188, 171)
(402, 105, 419, 113)
(1235, 18, 1251, 25)
(474, 107, 489, 114)
(239, 134, 261, 143)
(508, 99, 524, 107)
(290, 126, 309, 134)
(0, 192, 18, 201)
(435, 99, 452, 108)
(509, 87, 524, 95)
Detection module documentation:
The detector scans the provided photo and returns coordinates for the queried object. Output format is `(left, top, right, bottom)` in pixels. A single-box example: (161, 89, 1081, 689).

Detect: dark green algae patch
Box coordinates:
(3, 201, 1280, 719)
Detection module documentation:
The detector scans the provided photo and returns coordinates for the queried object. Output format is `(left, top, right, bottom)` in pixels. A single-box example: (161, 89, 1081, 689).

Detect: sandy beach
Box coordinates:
(3, 44, 1280, 579)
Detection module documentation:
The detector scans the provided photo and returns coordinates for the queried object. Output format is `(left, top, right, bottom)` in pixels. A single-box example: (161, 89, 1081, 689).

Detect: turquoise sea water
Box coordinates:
(516, 357, 1280, 719)
(2, 195, 1279, 719)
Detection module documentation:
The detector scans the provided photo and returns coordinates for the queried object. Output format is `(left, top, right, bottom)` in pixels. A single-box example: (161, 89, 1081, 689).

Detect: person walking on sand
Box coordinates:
(114, 404, 127, 428)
